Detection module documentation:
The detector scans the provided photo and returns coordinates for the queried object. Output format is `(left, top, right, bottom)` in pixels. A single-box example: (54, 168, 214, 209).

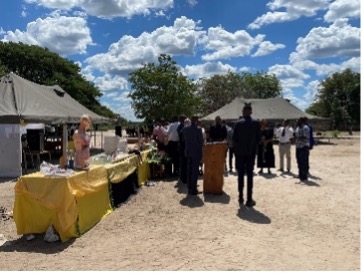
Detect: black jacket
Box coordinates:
(233, 116, 261, 157)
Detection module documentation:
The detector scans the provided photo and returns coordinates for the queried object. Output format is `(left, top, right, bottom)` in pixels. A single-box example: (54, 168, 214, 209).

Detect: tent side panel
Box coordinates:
(0, 124, 22, 177)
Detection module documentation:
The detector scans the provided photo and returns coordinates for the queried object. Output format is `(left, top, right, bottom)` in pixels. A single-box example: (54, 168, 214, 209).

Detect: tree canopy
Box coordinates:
(0, 41, 117, 120)
(128, 56, 283, 122)
(128, 54, 200, 123)
(306, 68, 360, 129)
(196, 71, 282, 116)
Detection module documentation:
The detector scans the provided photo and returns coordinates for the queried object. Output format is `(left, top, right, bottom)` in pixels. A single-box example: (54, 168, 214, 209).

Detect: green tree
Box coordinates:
(306, 69, 360, 130)
(196, 72, 244, 116)
(305, 100, 325, 116)
(0, 41, 117, 120)
(128, 54, 200, 123)
(196, 71, 282, 116)
(0, 60, 7, 76)
(240, 71, 282, 98)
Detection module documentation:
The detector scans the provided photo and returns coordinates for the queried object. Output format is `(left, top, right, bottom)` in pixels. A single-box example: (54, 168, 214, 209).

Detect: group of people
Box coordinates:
(73, 108, 314, 207)
(270, 116, 314, 180)
(73, 106, 315, 208)
(150, 116, 205, 195)
(213, 105, 314, 207)
(147, 106, 315, 207)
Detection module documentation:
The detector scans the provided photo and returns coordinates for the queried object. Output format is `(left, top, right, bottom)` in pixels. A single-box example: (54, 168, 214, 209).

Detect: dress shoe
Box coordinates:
(245, 200, 256, 207)
(238, 197, 244, 205)
(188, 190, 201, 195)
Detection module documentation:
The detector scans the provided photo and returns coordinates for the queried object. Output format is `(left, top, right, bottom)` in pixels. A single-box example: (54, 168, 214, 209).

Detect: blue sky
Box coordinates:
(1, 0, 360, 121)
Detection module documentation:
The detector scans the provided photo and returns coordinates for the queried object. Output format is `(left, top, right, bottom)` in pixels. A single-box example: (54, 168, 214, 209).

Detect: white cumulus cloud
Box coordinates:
(201, 26, 265, 61)
(2, 15, 93, 56)
(289, 19, 360, 62)
(248, 0, 330, 29)
(183, 61, 237, 80)
(252, 41, 285, 57)
(26, 0, 174, 19)
(85, 16, 205, 75)
(324, 0, 360, 22)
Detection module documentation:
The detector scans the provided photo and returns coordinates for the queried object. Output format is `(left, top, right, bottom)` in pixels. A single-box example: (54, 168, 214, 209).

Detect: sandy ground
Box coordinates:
(0, 132, 360, 271)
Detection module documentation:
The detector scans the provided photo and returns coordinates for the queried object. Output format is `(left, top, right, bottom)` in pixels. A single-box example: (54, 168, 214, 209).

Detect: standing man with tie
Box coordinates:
(275, 119, 295, 173)
(233, 103, 261, 207)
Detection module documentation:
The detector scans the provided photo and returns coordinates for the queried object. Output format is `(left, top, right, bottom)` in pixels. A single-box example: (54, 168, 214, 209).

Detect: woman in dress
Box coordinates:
(73, 114, 92, 169)
(257, 119, 275, 174)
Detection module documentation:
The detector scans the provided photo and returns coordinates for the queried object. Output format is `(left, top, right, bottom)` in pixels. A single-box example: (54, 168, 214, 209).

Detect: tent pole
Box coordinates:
(59, 123, 68, 168)
(101, 131, 103, 149)
(93, 129, 96, 148)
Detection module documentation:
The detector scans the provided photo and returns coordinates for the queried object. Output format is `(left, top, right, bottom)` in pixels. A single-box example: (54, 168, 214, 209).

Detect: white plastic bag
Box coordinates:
(44, 225, 59, 242)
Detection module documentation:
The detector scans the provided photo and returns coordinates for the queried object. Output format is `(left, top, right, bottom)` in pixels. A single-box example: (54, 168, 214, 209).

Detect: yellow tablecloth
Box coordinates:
(13, 149, 152, 242)
(102, 150, 151, 186)
(89, 149, 151, 185)
(13, 165, 113, 242)
(137, 149, 151, 186)
(104, 155, 139, 184)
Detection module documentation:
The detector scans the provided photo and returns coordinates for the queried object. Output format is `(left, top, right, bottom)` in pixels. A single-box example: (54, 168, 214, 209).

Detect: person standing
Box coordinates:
(152, 118, 168, 151)
(223, 120, 235, 173)
(73, 114, 92, 170)
(303, 116, 315, 175)
(209, 116, 227, 175)
(198, 120, 207, 175)
(233, 104, 261, 207)
(295, 117, 310, 182)
(209, 116, 227, 142)
(182, 116, 204, 195)
(167, 115, 180, 176)
(275, 119, 295, 173)
(257, 119, 275, 174)
(177, 116, 188, 184)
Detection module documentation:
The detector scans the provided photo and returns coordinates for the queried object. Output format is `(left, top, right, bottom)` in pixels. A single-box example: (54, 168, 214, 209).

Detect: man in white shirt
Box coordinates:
(167, 116, 180, 176)
(275, 119, 294, 173)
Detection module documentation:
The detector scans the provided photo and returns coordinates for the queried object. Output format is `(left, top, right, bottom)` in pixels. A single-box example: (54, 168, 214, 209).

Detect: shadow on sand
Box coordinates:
(236, 205, 271, 224)
(180, 194, 204, 208)
(203, 191, 230, 204)
(0, 234, 75, 254)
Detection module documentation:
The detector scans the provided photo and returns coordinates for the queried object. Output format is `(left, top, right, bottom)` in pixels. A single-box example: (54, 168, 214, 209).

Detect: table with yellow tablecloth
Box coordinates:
(13, 165, 113, 242)
(13, 149, 152, 242)
(90, 149, 151, 186)
(104, 149, 151, 207)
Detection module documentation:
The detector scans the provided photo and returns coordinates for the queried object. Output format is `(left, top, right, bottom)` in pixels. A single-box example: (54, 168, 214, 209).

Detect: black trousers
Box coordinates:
(236, 155, 255, 201)
(228, 147, 235, 170)
(296, 146, 309, 180)
(186, 156, 201, 192)
(179, 154, 187, 183)
(167, 141, 179, 175)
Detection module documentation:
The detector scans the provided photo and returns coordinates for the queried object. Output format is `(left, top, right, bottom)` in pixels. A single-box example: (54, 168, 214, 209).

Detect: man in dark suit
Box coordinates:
(182, 116, 204, 195)
(233, 103, 261, 207)
(209, 115, 227, 142)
